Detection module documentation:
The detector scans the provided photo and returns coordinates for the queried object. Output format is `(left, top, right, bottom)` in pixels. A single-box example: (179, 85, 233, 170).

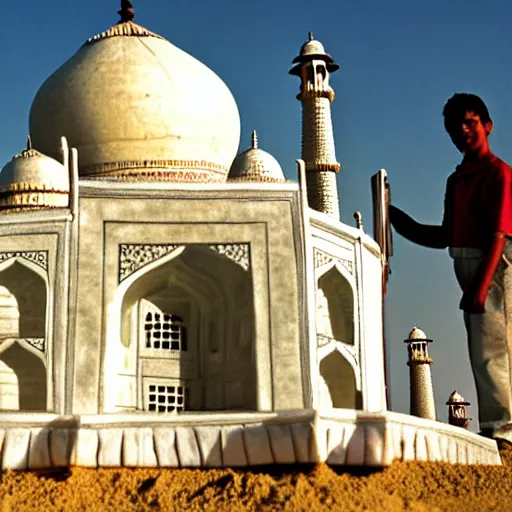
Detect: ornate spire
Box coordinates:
(26, 135, 32, 151)
(251, 130, 258, 149)
(308, 31, 314, 41)
(118, 0, 135, 23)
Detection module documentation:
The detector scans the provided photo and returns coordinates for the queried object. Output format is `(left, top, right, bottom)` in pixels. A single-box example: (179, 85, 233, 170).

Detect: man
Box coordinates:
(390, 93, 512, 437)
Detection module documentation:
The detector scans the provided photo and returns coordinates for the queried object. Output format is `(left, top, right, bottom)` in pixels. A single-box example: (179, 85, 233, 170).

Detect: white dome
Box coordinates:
(300, 38, 326, 57)
(0, 140, 69, 210)
(290, 32, 339, 76)
(29, 18, 240, 183)
(408, 326, 428, 340)
(228, 131, 285, 183)
(446, 390, 469, 404)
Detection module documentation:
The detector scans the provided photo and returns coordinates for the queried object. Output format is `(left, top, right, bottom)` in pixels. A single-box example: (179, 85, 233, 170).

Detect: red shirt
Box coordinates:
(444, 154, 512, 248)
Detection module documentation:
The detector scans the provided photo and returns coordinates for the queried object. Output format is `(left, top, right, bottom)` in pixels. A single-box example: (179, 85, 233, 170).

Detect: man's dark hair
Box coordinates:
(443, 93, 492, 125)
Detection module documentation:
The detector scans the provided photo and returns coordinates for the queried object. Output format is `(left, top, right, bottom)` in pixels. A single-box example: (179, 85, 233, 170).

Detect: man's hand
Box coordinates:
(460, 286, 487, 314)
(460, 235, 506, 315)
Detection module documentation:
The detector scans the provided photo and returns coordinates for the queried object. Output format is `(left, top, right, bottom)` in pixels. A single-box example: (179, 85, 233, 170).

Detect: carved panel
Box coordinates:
(119, 244, 180, 282)
(314, 248, 353, 275)
(119, 243, 251, 282)
(0, 251, 48, 271)
(1, 337, 45, 353)
(209, 244, 250, 272)
(24, 338, 45, 352)
(314, 249, 333, 269)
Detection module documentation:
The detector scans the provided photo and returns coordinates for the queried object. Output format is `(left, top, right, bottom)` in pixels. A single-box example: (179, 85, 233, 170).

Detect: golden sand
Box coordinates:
(1, 442, 511, 511)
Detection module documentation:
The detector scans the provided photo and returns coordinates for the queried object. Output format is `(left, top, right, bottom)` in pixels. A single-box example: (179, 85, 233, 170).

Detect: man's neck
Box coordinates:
(462, 146, 492, 164)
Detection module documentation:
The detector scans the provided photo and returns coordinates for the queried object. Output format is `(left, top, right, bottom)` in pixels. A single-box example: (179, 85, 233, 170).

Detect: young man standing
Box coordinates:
(390, 93, 512, 437)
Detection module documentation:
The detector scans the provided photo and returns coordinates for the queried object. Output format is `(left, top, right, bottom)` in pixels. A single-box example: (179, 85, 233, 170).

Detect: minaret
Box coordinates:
(405, 326, 436, 420)
(290, 33, 340, 219)
(446, 390, 470, 429)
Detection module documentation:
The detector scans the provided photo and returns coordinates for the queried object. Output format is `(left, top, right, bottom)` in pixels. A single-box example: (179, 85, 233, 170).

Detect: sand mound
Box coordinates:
(1, 442, 511, 511)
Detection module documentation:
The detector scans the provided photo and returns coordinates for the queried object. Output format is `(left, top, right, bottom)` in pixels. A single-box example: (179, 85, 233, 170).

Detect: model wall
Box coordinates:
(0, 211, 72, 413)
(72, 184, 307, 414)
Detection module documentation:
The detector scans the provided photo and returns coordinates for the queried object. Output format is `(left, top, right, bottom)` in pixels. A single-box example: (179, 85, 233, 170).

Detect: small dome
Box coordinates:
(300, 38, 327, 57)
(290, 32, 339, 75)
(228, 131, 285, 183)
(446, 390, 470, 405)
(29, 7, 240, 183)
(0, 138, 69, 211)
(407, 326, 428, 340)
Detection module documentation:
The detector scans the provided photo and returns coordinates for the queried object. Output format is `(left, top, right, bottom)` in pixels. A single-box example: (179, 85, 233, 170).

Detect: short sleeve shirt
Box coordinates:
(444, 154, 512, 248)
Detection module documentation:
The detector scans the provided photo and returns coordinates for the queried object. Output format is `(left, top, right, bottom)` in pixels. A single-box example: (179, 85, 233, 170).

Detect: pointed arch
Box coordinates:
(106, 244, 256, 413)
(0, 260, 48, 412)
(0, 341, 47, 411)
(317, 262, 355, 345)
(0, 258, 48, 338)
(319, 349, 361, 410)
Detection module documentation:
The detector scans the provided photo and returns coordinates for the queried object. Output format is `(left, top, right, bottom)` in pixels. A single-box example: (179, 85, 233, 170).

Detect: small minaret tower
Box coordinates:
(446, 390, 470, 429)
(290, 33, 341, 219)
(405, 326, 436, 420)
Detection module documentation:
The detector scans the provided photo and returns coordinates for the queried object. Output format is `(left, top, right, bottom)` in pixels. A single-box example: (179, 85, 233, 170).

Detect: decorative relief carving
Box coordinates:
(209, 244, 250, 271)
(86, 21, 164, 45)
(313, 248, 352, 274)
(314, 249, 333, 269)
(0, 251, 48, 271)
(24, 338, 45, 352)
(119, 243, 251, 282)
(84, 161, 227, 180)
(1, 337, 45, 353)
(119, 244, 180, 282)
(339, 259, 353, 274)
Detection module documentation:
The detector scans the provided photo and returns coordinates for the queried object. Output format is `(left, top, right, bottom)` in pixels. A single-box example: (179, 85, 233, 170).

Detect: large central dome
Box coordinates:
(29, 8, 240, 183)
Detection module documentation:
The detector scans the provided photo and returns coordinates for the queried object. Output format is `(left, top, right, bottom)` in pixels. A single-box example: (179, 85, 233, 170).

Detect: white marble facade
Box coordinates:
(0, 170, 387, 417)
(0, 5, 388, 420)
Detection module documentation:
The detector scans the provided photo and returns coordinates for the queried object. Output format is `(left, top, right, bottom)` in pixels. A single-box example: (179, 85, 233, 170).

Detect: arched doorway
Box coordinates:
(115, 245, 255, 412)
(319, 349, 361, 410)
(317, 265, 355, 345)
(0, 260, 48, 412)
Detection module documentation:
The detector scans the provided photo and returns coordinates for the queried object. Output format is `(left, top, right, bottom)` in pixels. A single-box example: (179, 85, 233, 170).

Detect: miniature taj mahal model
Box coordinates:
(0, 2, 501, 470)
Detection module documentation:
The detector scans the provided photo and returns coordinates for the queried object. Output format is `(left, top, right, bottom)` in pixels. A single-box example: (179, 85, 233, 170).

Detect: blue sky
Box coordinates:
(2, 0, 512, 426)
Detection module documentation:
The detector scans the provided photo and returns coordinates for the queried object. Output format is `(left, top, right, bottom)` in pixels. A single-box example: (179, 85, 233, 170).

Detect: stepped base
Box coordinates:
(0, 409, 501, 470)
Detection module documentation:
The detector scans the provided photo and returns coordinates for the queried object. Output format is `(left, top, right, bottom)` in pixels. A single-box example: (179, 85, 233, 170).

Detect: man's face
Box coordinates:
(445, 111, 493, 154)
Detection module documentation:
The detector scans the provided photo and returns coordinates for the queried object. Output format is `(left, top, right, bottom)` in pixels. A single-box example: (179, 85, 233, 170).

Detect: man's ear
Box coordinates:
(485, 120, 493, 135)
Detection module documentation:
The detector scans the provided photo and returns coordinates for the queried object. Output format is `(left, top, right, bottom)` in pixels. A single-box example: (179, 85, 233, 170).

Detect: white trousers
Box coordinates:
(451, 243, 512, 430)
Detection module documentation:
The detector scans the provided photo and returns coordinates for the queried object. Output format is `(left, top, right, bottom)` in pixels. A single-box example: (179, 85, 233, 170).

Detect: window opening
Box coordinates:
(144, 311, 187, 351)
(146, 382, 188, 412)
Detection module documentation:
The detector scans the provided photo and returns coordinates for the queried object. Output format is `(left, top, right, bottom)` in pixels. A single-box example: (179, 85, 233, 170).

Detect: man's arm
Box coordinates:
(389, 205, 448, 249)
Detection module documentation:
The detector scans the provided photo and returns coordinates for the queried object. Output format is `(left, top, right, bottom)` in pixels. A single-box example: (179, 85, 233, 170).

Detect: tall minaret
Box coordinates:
(405, 326, 436, 420)
(290, 32, 341, 219)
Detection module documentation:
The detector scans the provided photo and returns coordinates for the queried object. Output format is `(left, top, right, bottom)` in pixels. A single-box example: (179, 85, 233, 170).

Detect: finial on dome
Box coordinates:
(251, 130, 258, 149)
(308, 31, 314, 41)
(26, 135, 32, 151)
(118, 0, 135, 22)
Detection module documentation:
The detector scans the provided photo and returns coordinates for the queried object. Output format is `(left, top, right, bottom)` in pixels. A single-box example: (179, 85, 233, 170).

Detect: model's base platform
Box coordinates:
(0, 409, 501, 470)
